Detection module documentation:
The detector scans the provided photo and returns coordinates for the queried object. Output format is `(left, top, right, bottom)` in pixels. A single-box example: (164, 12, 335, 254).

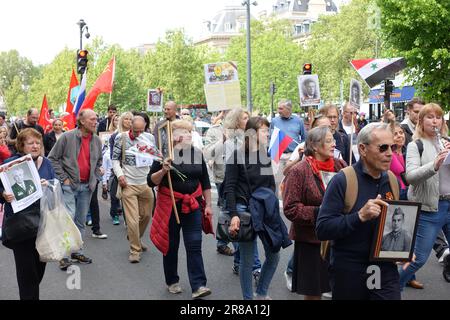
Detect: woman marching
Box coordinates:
(0, 128, 56, 300)
(283, 126, 346, 300)
(149, 119, 213, 299)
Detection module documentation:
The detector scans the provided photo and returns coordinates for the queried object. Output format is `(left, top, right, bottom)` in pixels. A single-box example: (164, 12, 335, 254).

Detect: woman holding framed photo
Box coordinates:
(400, 103, 450, 289)
(0, 128, 56, 300)
(283, 126, 346, 300)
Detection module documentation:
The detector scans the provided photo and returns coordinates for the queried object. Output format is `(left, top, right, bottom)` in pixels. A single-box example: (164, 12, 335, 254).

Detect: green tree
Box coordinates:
(142, 30, 209, 106)
(0, 50, 40, 91)
(304, 0, 382, 104)
(4, 76, 29, 116)
(377, 0, 450, 107)
(27, 48, 76, 113)
(226, 19, 304, 114)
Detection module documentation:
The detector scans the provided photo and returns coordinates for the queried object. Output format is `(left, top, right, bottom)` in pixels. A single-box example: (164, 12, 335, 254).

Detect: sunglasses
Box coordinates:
(375, 144, 398, 153)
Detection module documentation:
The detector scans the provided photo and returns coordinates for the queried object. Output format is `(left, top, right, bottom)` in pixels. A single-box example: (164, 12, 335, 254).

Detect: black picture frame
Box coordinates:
(370, 200, 421, 262)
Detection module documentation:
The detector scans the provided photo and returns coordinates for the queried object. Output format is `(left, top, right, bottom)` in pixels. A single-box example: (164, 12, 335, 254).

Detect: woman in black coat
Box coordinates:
(43, 119, 64, 156)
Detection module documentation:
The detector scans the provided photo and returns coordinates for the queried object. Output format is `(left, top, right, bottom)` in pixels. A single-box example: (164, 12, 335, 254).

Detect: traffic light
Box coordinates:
(77, 49, 89, 74)
(303, 63, 312, 75)
(385, 80, 394, 95)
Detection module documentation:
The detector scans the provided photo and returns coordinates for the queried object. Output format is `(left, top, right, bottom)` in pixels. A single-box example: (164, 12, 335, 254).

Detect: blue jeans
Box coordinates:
(286, 253, 294, 275)
(61, 183, 93, 241)
(236, 204, 280, 300)
(399, 200, 450, 289)
(163, 209, 207, 293)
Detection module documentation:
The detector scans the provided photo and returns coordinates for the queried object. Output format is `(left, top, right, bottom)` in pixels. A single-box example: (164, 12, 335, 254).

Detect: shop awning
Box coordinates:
(369, 86, 415, 104)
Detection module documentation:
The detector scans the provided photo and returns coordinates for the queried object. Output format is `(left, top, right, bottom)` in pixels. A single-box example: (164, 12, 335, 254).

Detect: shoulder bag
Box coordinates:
(216, 157, 255, 242)
(116, 134, 127, 200)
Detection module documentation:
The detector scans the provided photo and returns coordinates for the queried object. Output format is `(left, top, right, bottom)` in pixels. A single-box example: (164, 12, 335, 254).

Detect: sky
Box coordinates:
(0, 0, 345, 65)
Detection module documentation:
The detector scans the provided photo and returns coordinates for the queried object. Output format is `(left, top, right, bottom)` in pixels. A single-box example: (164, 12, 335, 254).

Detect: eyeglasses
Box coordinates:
(365, 143, 397, 153)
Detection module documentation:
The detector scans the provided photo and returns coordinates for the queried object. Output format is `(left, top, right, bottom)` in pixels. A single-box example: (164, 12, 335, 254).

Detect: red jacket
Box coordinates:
(0, 145, 11, 165)
(283, 158, 346, 244)
(150, 184, 203, 255)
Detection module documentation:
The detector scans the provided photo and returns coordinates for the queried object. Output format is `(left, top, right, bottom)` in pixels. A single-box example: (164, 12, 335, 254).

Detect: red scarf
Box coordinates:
(306, 156, 335, 175)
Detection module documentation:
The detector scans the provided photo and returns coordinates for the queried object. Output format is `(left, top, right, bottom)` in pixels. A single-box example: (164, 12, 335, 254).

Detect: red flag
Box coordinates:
(38, 95, 52, 134)
(61, 69, 79, 130)
(79, 56, 116, 112)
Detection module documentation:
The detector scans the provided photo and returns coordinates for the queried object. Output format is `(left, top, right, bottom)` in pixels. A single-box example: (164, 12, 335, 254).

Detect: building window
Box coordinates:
(304, 23, 310, 33)
(224, 22, 233, 32)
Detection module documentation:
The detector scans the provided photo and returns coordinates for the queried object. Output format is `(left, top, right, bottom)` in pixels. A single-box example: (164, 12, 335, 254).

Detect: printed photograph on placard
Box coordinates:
(320, 171, 338, 190)
(349, 79, 362, 110)
(298, 75, 321, 107)
(0, 154, 43, 213)
(204, 62, 239, 85)
(147, 89, 163, 112)
(370, 200, 421, 262)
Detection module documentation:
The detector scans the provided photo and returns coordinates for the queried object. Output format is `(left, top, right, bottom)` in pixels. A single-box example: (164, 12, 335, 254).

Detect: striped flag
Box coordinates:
(73, 69, 87, 117)
(269, 127, 294, 163)
(350, 58, 406, 88)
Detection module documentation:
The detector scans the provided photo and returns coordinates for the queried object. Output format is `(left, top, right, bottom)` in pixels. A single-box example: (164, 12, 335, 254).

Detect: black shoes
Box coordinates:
(71, 253, 93, 264)
(443, 254, 450, 283)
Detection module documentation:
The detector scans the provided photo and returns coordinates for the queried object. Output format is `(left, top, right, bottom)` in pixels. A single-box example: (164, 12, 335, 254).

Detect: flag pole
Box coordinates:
(166, 120, 180, 225)
(349, 118, 354, 166)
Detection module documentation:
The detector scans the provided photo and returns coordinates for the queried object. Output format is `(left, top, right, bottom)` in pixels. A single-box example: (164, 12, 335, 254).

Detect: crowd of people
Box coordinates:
(0, 96, 449, 301)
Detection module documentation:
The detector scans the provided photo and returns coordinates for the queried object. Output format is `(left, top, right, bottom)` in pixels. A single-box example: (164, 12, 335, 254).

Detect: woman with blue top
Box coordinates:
(0, 128, 56, 300)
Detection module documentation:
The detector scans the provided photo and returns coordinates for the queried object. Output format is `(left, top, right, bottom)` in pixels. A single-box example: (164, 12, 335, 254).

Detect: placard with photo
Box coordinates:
(147, 89, 163, 112)
(0, 154, 43, 213)
(298, 74, 321, 107)
(370, 200, 421, 262)
(349, 78, 362, 110)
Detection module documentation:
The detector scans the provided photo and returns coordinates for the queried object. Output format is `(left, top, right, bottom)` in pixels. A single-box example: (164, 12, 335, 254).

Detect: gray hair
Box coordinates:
(223, 107, 248, 130)
(304, 126, 331, 157)
(357, 122, 390, 145)
(278, 99, 292, 110)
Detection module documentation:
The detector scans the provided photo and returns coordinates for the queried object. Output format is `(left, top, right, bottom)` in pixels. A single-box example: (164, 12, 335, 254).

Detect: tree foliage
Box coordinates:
(226, 19, 304, 114)
(304, 0, 382, 104)
(377, 0, 450, 107)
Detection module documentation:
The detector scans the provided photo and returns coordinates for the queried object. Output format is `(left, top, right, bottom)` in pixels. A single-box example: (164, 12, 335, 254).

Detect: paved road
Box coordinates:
(0, 187, 448, 300)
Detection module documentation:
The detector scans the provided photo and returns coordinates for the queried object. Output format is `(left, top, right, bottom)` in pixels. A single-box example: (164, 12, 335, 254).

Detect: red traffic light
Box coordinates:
(303, 63, 312, 74)
(78, 50, 88, 58)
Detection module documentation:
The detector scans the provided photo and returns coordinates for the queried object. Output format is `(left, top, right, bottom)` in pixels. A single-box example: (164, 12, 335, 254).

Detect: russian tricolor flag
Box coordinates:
(73, 69, 87, 117)
(269, 127, 294, 163)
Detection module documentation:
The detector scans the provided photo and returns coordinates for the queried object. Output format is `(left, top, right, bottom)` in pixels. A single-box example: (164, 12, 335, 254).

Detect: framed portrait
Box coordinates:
(147, 89, 163, 113)
(349, 79, 362, 110)
(319, 171, 337, 190)
(0, 154, 43, 213)
(370, 200, 421, 262)
(298, 74, 321, 107)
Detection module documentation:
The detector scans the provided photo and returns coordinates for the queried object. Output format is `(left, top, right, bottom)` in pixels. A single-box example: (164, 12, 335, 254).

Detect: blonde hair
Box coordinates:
(413, 103, 448, 140)
(171, 119, 193, 132)
(223, 108, 248, 130)
(118, 112, 133, 133)
(108, 114, 119, 132)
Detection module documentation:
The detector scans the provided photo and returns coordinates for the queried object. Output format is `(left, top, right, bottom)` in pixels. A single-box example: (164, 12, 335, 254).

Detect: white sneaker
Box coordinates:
(284, 271, 292, 291)
(192, 286, 211, 299)
(322, 292, 332, 299)
(168, 283, 183, 294)
(439, 248, 449, 264)
(254, 293, 272, 300)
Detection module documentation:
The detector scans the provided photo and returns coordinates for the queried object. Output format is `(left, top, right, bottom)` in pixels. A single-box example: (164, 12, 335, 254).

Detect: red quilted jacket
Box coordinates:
(150, 184, 203, 255)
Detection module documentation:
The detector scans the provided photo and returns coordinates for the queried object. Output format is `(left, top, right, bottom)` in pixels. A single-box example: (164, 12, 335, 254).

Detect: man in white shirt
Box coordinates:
(112, 116, 155, 263)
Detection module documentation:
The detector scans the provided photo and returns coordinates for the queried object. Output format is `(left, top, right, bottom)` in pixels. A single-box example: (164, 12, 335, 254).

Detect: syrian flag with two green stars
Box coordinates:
(350, 58, 406, 88)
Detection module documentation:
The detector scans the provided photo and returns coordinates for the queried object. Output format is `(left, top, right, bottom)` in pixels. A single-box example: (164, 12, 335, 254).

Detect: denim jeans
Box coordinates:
(163, 209, 207, 293)
(286, 253, 294, 275)
(236, 204, 280, 300)
(61, 183, 93, 240)
(109, 176, 121, 219)
(233, 204, 261, 271)
(399, 200, 450, 289)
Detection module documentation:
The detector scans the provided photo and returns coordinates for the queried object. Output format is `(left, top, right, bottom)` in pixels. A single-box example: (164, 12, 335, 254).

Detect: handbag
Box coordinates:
(216, 156, 255, 242)
(2, 203, 40, 245)
(216, 209, 254, 242)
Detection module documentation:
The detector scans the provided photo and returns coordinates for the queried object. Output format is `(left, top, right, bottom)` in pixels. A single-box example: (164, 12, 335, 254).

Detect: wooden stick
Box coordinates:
(166, 120, 180, 224)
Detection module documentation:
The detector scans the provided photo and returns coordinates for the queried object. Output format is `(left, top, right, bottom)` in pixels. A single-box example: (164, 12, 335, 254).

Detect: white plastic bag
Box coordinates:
(36, 180, 83, 262)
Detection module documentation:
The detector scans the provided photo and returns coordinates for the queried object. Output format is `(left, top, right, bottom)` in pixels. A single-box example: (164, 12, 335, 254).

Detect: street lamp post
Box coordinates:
(76, 19, 90, 81)
(242, 1, 257, 114)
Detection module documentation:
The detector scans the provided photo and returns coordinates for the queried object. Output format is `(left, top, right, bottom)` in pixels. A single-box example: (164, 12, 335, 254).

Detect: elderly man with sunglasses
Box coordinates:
(316, 122, 401, 300)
